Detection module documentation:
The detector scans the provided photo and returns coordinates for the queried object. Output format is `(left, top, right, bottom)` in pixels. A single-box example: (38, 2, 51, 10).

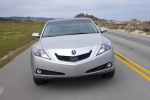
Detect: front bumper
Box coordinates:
(31, 50, 115, 79)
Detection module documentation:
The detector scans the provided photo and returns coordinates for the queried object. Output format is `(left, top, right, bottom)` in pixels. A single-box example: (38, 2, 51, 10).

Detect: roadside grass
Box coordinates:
(0, 20, 45, 68)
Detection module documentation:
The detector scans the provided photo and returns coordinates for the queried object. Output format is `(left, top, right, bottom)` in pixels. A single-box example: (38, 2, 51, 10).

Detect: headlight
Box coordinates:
(32, 48, 50, 59)
(97, 42, 111, 55)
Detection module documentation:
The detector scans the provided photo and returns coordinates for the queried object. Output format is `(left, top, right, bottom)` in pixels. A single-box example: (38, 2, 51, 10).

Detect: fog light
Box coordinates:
(36, 69, 41, 74)
(107, 63, 112, 68)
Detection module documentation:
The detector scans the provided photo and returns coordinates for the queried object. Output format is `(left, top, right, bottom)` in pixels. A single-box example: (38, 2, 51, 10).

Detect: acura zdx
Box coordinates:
(31, 18, 115, 85)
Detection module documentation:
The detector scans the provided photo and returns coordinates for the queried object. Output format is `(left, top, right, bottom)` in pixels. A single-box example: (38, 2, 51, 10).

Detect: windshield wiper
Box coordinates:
(42, 32, 97, 37)
(69, 33, 86, 35)
(70, 32, 99, 35)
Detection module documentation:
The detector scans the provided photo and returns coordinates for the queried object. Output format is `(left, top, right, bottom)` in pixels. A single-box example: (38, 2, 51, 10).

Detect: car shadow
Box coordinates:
(39, 75, 116, 90)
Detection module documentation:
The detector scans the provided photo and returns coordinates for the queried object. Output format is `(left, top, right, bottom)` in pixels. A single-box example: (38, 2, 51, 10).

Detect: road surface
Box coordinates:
(0, 30, 150, 100)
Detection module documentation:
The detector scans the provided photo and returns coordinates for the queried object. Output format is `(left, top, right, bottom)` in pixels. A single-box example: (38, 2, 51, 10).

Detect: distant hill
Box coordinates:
(75, 13, 107, 25)
(75, 13, 150, 34)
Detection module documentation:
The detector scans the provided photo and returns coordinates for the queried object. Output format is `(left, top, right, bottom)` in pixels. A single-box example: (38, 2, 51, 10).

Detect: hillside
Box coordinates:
(75, 13, 150, 35)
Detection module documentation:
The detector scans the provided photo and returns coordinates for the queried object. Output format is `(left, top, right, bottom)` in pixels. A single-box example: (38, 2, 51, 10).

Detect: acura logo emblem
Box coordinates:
(72, 50, 76, 55)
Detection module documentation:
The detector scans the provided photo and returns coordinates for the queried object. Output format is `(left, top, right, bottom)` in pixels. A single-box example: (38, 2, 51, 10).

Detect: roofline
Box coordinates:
(47, 18, 92, 23)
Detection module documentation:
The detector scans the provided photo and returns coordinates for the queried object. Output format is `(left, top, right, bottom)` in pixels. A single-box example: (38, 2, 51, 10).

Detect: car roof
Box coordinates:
(47, 18, 91, 24)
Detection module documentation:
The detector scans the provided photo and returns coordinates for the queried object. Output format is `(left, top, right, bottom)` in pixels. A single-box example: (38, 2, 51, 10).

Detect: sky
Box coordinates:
(0, 0, 150, 21)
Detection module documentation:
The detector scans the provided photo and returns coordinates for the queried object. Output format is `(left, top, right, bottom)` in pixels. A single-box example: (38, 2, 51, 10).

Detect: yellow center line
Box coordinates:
(115, 51, 150, 75)
(114, 51, 150, 81)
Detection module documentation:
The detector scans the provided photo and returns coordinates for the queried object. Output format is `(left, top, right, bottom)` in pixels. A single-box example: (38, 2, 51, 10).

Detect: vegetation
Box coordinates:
(0, 19, 45, 68)
(75, 13, 150, 35)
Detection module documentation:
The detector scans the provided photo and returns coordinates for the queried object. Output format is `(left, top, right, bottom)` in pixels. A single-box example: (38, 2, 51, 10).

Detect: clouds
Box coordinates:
(0, 0, 150, 20)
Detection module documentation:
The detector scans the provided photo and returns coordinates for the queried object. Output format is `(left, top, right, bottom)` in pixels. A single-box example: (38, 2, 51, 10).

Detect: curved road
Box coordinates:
(0, 30, 150, 100)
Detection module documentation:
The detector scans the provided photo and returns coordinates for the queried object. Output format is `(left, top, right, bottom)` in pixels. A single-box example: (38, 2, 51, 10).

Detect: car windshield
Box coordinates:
(42, 20, 99, 37)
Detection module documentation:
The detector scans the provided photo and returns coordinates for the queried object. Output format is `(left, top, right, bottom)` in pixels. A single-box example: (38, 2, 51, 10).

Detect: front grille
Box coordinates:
(55, 50, 92, 62)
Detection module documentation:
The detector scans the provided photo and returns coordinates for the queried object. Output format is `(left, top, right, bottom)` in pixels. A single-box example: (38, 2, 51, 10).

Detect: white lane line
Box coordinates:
(0, 87, 5, 95)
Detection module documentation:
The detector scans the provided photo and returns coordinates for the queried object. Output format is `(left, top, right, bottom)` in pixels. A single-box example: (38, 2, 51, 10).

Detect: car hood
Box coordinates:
(40, 33, 103, 49)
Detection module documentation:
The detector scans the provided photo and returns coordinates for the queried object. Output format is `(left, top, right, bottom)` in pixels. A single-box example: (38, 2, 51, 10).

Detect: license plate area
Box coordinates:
(70, 57, 78, 62)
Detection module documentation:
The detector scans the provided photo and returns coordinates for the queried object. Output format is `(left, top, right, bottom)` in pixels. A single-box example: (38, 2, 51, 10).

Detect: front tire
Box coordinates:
(33, 77, 48, 85)
(102, 69, 115, 78)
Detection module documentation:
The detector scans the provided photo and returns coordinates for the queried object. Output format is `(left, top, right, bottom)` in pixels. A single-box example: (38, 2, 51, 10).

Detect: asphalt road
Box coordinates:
(0, 30, 150, 100)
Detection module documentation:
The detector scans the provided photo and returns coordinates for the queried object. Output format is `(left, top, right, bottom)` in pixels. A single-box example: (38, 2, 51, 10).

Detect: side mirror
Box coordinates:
(32, 33, 40, 38)
(100, 28, 107, 33)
